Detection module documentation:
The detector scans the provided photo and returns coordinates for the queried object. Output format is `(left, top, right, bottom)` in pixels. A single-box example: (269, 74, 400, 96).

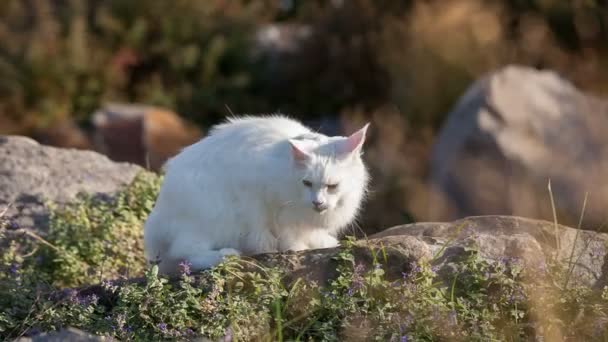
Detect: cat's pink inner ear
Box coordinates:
(339, 123, 370, 156)
(289, 140, 311, 164)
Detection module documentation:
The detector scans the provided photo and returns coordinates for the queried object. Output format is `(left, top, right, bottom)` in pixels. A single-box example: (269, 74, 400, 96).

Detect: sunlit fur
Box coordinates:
(144, 115, 370, 274)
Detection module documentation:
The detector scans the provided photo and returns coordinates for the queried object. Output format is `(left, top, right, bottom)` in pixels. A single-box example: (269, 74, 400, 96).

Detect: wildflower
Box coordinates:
(179, 260, 192, 276)
(401, 336, 408, 342)
(224, 327, 233, 342)
(158, 323, 168, 332)
(84, 294, 99, 306)
(348, 263, 365, 296)
(102, 280, 118, 293)
(64, 289, 79, 303)
(408, 261, 421, 275)
(7, 220, 19, 230)
(27, 328, 40, 336)
(9, 263, 18, 274)
(115, 313, 126, 331)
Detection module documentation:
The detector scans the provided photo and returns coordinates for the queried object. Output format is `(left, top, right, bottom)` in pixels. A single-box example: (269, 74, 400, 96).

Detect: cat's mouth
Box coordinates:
(313, 206, 328, 213)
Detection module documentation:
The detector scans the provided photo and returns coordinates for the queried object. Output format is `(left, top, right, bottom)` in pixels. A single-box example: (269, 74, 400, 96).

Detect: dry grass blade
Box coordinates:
(548, 179, 560, 256)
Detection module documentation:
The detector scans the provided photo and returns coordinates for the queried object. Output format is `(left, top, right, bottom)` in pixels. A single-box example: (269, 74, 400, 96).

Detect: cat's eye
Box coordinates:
(326, 183, 339, 191)
(302, 180, 313, 187)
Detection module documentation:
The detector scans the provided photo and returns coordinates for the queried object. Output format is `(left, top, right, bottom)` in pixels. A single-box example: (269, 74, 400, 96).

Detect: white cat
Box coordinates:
(144, 115, 370, 274)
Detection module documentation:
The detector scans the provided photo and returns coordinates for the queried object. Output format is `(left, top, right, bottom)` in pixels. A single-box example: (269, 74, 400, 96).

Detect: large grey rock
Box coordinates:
(0, 135, 142, 231)
(430, 65, 608, 230)
(372, 215, 608, 287)
(254, 215, 608, 288)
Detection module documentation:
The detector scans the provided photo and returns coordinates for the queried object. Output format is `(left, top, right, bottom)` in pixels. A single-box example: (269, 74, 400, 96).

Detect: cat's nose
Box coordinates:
(312, 200, 328, 212)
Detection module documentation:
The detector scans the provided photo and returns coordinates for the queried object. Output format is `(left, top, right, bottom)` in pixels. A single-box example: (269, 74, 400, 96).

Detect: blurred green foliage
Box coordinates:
(0, 0, 606, 132)
(0, 0, 276, 131)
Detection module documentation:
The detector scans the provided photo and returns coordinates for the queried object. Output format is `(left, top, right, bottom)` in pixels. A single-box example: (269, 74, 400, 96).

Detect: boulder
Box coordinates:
(92, 103, 201, 171)
(0, 136, 142, 231)
(430, 65, 608, 230)
(372, 215, 608, 287)
(257, 215, 608, 288)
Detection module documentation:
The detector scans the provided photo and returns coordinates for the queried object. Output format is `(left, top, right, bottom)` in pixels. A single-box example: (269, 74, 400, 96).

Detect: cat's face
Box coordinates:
(289, 123, 369, 214)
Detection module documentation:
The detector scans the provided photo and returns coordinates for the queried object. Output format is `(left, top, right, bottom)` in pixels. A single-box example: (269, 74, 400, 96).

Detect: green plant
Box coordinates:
(2, 172, 608, 341)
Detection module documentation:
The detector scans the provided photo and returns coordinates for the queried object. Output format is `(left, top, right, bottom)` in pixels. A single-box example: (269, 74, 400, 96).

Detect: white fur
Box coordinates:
(144, 115, 369, 274)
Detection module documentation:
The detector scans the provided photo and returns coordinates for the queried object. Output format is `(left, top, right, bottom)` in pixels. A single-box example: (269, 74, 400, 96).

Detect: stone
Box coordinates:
(253, 215, 608, 288)
(14, 327, 112, 341)
(252, 234, 431, 285)
(430, 65, 608, 230)
(0, 135, 142, 231)
(372, 215, 608, 287)
(92, 103, 201, 171)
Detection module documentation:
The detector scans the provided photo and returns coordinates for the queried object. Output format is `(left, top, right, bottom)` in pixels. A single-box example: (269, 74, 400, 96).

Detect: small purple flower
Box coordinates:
(9, 263, 19, 274)
(7, 220, 19, 230)
(87, 294, 99, 306)
(179, 260, 192, 276)
(27, 327, 40, 336)
(73, 294, 98, 306)
(224, 327, 233, 342)
(400, 335, 408, 342)
(158, 323, 167, 332)
(183, 328, 195, 336)
(64, 289, 79, 303)
(323, 290, 337, 299)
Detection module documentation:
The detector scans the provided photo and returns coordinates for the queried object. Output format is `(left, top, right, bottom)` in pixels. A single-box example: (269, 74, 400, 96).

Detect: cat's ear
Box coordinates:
(338, 123, 369, 158)
(289, 139, 311, 165)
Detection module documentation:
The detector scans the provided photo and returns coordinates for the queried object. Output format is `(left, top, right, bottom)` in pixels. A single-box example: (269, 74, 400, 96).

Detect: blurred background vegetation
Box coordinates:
(1, 0, 607, 230)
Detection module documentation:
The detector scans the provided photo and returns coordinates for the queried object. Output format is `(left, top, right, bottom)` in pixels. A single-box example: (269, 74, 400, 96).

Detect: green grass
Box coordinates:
(1, 173, 608, 341)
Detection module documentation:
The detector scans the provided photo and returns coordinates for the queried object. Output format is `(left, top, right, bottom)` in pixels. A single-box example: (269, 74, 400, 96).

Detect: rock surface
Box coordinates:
(0, 135, 142, 231)
(77, 216, 608, 309)
(372, 215, 608, 287)
(430, 65, 608, 230)
(255, 215, 607, 288)
(14, 327, 112, 341)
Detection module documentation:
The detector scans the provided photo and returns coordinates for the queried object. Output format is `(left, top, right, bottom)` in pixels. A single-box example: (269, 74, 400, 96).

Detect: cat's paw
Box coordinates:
(281, 242, 309, 253)
(309, 233, 339, 249)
